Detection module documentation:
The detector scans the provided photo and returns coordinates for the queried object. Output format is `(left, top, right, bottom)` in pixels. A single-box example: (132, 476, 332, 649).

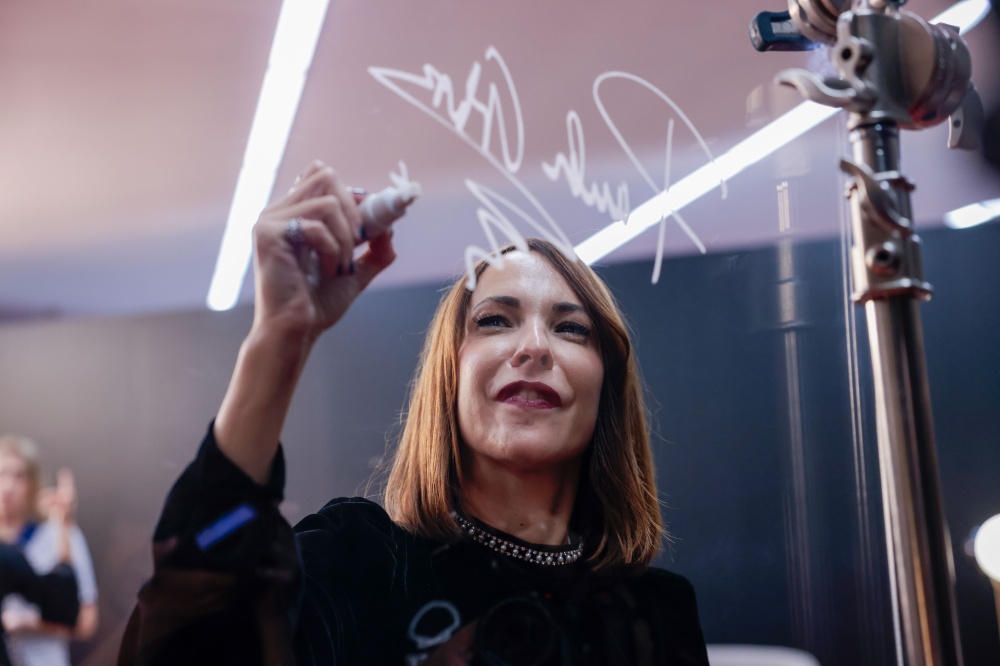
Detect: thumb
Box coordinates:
(353, 231, 397, 290)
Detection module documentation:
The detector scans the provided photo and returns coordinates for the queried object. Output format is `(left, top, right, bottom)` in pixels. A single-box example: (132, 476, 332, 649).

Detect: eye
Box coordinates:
(472, 313, 510, 329)
(556, 321, 592, 338)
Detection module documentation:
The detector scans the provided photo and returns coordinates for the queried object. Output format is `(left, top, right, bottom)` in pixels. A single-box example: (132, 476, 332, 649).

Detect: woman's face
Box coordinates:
(457, 251, 604, 475)
(0, 451, 31, 523)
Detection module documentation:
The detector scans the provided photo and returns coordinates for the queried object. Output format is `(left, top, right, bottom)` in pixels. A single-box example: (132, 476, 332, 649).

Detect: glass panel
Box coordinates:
(0, 0, 997, 663)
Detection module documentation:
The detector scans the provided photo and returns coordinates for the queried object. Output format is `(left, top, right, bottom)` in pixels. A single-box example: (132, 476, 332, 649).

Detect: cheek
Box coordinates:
(456, 381, 473, 434)
(457, 342, 504, 403)
(567, 352, 604, 405)
(456, 353, 487, 435)
(591, 369, 605, 409)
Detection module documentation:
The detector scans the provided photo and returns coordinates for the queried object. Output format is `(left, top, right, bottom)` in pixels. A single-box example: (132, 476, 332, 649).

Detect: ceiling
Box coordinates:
(1, 0, 997, 320)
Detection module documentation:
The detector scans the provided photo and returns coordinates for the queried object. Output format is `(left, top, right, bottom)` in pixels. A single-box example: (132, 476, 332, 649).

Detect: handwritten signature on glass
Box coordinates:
(369, 45, 725, 288)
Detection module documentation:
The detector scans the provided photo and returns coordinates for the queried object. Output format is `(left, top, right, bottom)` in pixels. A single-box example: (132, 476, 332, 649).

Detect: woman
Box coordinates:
(120, 161, 708, 664)
(0, 436, 99, 665)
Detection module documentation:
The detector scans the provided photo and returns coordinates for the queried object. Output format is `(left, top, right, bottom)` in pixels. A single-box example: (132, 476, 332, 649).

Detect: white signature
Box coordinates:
(369, 46, 724, 287)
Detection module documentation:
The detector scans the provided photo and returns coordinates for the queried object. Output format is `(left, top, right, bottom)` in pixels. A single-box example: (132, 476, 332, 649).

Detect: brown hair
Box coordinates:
(0, 434, 43, 520)
(383, 239, 662, 569)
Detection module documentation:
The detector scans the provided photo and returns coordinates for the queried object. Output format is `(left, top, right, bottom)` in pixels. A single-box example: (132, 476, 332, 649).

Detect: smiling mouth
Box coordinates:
(497, 382, 562, 409)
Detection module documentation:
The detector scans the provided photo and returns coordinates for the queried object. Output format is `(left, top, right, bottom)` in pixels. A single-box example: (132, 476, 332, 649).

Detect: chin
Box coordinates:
(489, 437, 588, 472)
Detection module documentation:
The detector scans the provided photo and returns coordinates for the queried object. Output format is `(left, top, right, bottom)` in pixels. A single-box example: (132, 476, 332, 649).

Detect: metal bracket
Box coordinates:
(840, 158, 931, 302)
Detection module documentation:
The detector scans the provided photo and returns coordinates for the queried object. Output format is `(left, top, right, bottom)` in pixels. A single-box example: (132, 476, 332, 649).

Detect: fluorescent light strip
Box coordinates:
(206, 0, 991, 302)
(576, 102, 838, 264)
(944, 198, 1000, 228)
(575, 0, 993, 265)
(935, 0, 992, 32)
(206, 0, 330, 311)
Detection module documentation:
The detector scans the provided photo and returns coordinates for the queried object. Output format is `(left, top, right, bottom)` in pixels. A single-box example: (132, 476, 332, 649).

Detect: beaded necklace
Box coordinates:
(453, 512, 584, 566)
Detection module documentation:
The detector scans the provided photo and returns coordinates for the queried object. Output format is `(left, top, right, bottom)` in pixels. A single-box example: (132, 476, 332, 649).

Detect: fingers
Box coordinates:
(353, 230, 397, 289)
(56, 468, 76, 504)
(282, 196, 356, 276)
(285, 160, 330, 202)
(291, 160, 325, 191)
(280, 165, 361, 232)
(35, 471, 76, 526)
(288, 216, 348, 278)
(261, 161, 401, 290)
(266, 164, 364, 276)
(323, 182, 360, 274)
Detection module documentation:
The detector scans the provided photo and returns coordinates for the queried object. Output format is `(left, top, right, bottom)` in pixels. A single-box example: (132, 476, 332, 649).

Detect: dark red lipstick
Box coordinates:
(496, 381, 562, 409)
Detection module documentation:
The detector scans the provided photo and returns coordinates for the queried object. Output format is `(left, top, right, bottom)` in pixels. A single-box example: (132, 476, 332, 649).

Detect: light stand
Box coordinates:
(750, 2, 985, 664)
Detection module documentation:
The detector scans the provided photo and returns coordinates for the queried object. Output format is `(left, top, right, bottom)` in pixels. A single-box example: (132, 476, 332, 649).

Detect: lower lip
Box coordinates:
(502, 396, 558, 409)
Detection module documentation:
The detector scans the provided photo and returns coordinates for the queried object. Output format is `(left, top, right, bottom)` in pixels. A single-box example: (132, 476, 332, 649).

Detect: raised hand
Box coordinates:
(251, 161, 396, 342)
(37, 468, 76, 528)
(216, 161, 400, 483)
(36, 467, 76, 565)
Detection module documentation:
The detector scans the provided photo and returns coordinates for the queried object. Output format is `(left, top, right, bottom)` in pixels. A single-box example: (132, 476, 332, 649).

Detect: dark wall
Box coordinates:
(920, 223, 1000, 663)
(0, 223, 997, 663)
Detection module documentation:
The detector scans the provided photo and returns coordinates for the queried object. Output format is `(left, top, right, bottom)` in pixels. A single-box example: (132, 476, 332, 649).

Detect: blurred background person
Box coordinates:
(0, 435, 98, 665)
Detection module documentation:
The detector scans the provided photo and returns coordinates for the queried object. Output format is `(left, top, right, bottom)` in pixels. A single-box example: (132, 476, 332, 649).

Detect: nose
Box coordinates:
(510, 321, 552, 370)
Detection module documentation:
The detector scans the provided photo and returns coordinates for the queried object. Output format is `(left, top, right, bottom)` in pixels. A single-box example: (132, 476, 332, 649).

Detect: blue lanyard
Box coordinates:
(15, 522, 37, 549)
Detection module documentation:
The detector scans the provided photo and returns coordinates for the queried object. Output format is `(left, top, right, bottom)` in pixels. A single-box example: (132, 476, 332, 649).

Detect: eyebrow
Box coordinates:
(553, 302, 586, 315)
(473, 295, 520, 310)
(471, 295, 587, 315)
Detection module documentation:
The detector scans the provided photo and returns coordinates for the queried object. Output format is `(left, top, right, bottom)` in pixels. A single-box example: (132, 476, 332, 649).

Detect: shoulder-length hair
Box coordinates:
(0, 434, 43, 520)
(384, 238, 662, 569)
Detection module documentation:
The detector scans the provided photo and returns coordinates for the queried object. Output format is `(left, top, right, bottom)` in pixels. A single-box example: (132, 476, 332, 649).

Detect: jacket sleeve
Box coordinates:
(117, 423, 301, 666)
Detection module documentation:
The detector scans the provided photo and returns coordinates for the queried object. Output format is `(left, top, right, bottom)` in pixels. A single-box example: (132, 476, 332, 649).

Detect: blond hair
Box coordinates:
(383, 239, 663, 569)
(0, 434, 43, 520)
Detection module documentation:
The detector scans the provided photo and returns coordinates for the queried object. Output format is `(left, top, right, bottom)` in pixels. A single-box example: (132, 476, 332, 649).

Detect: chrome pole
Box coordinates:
(751, 0, 985, 662)
(864, 296, 960, 665)
(845, 117, 960, 665)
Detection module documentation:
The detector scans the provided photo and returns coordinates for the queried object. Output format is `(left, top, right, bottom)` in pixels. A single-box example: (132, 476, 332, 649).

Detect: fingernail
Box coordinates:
(349, 187, 368, 197)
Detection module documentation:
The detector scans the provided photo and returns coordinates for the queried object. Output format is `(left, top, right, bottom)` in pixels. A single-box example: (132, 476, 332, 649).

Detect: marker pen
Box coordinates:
(357, 182, 422, 240)
(297, 182, 420, 287)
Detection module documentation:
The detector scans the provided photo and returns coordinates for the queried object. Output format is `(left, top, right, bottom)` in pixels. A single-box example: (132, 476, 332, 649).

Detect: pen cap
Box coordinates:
(359, 182, 421, 238)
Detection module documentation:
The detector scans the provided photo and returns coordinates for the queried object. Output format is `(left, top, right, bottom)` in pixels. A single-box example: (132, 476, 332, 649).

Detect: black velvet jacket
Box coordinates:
(119, 426, 709, 665)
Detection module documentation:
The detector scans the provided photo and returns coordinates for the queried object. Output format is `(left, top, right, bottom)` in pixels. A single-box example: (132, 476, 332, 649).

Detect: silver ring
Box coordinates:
(285, 217, 306, 246)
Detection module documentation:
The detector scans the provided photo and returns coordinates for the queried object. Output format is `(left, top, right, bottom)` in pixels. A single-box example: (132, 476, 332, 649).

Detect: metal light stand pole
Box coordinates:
(751, 1, 984, 663)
